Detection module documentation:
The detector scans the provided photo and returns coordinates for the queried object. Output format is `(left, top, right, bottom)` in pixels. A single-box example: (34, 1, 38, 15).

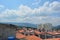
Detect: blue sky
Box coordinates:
(0, 0, 60, 25)
(0, 0, 60, 9)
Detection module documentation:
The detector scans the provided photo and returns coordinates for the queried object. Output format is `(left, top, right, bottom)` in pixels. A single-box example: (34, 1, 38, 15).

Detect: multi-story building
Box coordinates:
(37, 23, 52, 32)
(0, 24, 17, 40)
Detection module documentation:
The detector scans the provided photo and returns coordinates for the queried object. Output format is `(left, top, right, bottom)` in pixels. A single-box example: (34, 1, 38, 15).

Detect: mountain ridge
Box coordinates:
(0, 22, 37, 28)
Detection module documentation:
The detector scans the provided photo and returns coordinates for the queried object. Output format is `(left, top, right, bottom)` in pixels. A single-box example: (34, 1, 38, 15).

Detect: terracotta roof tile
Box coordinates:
(16, 32, 26, 39)
(47, 32, 60, 35)
(18, 29, 24, 33)
(25, 35, 42, 40)
(34, 30, 41, 34)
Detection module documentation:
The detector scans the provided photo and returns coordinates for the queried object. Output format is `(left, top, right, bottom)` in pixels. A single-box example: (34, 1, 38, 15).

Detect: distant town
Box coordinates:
(0, 23, 60, 40)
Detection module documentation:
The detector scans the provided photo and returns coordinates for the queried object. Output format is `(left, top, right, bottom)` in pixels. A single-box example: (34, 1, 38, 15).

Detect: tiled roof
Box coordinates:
(25, 35, 42, 40)
(18, 29, 24, 33)
(16, 32, 26, 39)
(47, 32, 60, 35)
(34, 30, 41, 34)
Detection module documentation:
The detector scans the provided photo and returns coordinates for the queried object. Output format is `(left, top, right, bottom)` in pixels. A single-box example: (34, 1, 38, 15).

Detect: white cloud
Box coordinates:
(16, 5, 32, 17)
(0, 1, 60, 25)
(50, 1, 60, 12)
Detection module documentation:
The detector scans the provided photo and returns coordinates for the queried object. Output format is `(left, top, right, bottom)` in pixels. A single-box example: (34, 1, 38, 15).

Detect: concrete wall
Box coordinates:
(0, 24, 17, 40)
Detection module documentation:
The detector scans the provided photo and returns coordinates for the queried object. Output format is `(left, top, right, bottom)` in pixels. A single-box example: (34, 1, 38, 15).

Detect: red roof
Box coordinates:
(18, 29, 24, 33)
(16, 32, 26, 39)
(26, 35, 42, 40)
(34, 30, 41, 34)
(47, 32, 60, 35)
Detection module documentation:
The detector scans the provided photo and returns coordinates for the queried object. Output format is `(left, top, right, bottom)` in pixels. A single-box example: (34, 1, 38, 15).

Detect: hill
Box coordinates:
(0, 22, 37, 28)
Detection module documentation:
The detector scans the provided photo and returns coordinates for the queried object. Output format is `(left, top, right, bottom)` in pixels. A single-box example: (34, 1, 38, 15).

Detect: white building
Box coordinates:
(37, 23, 52, 32)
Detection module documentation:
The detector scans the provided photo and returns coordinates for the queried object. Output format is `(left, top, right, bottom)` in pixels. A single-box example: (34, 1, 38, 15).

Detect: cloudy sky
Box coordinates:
(0, 0, 60, 25)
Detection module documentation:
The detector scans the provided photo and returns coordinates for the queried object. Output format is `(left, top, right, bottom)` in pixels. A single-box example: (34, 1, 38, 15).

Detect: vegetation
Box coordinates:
(52, 25, 60, 31)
